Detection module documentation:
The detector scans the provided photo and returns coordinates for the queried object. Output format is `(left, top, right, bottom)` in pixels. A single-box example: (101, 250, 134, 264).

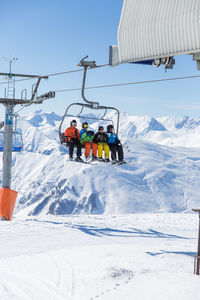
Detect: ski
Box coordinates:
(68, 158, 90, 164)
(118, 161, 127, 165)
(68, 158, 100, 165)
(110, 160, 127, 166)
(68, 157, 124, 165)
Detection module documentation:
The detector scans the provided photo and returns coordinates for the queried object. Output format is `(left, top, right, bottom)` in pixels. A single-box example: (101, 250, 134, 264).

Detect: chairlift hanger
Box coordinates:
(59, 56, 120, 144)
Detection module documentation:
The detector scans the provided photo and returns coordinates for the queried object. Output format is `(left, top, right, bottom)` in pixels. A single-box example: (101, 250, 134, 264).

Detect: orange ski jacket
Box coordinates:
(64, 126, 80, 142)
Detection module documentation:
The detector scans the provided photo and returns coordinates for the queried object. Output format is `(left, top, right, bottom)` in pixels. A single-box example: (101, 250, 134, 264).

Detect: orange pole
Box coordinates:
(0, 188, 17, 220)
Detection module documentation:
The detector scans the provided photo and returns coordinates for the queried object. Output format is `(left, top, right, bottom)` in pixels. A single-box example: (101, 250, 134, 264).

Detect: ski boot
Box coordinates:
(92, 155, 98, 161)
(98, 157, 104, 162)
(75, 156, 83, 162)
(118, 160, 126, 165)
(69, 155, 73, 161)
(111, 160, 118, 165)
(85, 156, 90, 163)
(105, 158, 110, 163)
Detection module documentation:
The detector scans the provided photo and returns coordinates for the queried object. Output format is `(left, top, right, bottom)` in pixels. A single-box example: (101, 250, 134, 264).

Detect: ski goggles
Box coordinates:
(83, 124, 88, 128)
(71, 122, 77, 126)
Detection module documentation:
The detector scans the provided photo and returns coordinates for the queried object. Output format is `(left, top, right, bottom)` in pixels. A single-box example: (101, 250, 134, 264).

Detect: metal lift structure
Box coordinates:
(59, 56, 120, 145)
(0, 68, 55, 220)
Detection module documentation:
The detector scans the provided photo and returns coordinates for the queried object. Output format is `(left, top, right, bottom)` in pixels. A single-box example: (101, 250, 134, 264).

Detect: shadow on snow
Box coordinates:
(26, 219, 190, 240)
(146, 250, 195, 257)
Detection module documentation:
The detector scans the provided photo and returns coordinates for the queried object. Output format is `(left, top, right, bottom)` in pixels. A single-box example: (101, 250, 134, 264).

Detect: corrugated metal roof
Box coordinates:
(110, 0, 200, 65)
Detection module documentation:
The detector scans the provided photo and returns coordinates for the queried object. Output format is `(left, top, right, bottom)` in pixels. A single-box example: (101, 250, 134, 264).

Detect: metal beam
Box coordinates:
(0, 72, 48, 79)
(31, 77, 42, 100)
(0, 98, 33, 105)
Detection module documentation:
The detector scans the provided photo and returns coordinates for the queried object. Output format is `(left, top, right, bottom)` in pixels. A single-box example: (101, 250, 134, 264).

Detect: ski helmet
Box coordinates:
(70, 119, 77, 126)
(107, 124, 114, 132)
(98, 126, 104, 131)
(82, 122, 88, 128)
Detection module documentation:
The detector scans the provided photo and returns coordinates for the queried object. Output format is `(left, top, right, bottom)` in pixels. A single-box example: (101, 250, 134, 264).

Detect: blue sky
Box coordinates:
(0, 0, 200, 118)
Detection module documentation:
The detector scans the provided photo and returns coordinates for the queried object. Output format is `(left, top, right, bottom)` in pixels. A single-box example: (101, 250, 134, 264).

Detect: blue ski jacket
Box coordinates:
(106, 132, 120, 144)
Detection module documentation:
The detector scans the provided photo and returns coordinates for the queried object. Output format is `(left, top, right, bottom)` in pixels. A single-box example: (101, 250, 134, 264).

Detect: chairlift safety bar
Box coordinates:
(59, 102, 119, 144)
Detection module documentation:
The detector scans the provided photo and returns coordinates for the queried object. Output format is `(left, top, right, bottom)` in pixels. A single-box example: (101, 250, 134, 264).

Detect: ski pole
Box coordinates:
(121, 144, 131, 152)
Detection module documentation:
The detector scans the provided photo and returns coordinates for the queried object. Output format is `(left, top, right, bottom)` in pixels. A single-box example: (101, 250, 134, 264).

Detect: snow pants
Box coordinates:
(68, 138, 82, 157)
(97, 143, 110, 158)
(84, 142, 98, 157)
(109, 144, 124, 161)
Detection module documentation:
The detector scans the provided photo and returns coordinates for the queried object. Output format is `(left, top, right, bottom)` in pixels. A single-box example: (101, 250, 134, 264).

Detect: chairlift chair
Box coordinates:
(0, 113, 23, 152)
(59, 56, 120, 145)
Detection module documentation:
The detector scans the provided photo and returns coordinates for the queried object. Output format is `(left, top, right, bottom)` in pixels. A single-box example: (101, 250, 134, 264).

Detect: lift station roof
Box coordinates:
(110, 0, 200, 66)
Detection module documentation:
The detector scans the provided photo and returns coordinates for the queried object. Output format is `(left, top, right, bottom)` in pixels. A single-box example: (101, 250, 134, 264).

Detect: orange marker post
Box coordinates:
(0, 188, 17, 220)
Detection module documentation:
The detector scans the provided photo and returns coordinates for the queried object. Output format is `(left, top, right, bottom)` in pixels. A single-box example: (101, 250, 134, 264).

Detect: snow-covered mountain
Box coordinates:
(1, 110, 200, 217)
(1, 110, 200, 300)
(119, 113, 200, 148)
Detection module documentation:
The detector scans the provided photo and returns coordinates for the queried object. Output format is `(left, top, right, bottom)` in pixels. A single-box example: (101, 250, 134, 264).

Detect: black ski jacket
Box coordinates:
(93, 132, 108, 144)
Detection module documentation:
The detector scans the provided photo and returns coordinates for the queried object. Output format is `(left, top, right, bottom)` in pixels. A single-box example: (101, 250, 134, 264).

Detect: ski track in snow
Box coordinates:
(0, 214, 199, 299)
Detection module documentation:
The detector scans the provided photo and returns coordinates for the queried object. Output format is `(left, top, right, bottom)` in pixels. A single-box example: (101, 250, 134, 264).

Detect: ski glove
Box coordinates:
(87, 130, 94, 136)
(115, 140, 121, 146)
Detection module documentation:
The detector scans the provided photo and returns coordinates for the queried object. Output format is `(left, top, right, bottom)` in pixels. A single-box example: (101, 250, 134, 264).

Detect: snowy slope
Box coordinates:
(0, 111, 200, 300)
(0, 110, 198, 217)
(0, 214, 199, 300)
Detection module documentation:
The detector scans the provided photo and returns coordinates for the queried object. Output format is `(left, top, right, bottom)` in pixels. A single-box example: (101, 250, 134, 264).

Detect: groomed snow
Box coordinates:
(0, 214, 199, 299)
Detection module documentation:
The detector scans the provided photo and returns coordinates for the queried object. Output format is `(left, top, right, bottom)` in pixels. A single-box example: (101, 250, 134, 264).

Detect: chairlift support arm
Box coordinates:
(78, 56, 99, 107)
(31, 77, 42, 100)
(59, 56, 120, 144)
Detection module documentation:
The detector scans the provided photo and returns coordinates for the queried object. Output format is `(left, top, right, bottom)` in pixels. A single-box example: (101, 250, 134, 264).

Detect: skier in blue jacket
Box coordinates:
(106, 124, 125, 163)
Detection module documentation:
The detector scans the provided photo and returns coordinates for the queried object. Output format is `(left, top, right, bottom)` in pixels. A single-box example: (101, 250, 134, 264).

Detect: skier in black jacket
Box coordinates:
(93, 126, 110, 162)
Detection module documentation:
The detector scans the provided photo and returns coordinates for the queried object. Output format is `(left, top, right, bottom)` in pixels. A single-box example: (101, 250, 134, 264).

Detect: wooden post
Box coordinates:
(192, 209, 200, 275)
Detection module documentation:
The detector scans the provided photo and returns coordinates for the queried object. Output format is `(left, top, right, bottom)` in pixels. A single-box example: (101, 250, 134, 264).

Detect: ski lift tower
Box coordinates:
(0, 62, 55, 220)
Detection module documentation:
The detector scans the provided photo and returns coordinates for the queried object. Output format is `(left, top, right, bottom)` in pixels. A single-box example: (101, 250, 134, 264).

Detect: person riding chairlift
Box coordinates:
(80, 122, 98, 161)
(93, 126, 110, 162)
(106, 124, 125, 164)
(64, 120, 83, 161)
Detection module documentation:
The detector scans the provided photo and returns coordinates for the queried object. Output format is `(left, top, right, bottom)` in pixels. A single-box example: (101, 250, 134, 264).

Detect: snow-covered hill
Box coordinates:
(1, 110, 200, 300)
(119, 113, 200, 148)
(0, 214, 198, 300)
(1, 110, 200, 217)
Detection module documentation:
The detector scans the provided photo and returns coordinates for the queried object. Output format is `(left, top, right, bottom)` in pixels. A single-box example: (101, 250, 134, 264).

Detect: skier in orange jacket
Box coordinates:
(64, 120, 82, 161)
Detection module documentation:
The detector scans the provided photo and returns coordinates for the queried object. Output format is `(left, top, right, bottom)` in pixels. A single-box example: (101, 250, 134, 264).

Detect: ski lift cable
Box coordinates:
(15, 105, 29, 114)
(0, 64, 109, 85)
(0, 69, 82, 85)
(15, 73, 200, 115)
(54, 74, 200, 93)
